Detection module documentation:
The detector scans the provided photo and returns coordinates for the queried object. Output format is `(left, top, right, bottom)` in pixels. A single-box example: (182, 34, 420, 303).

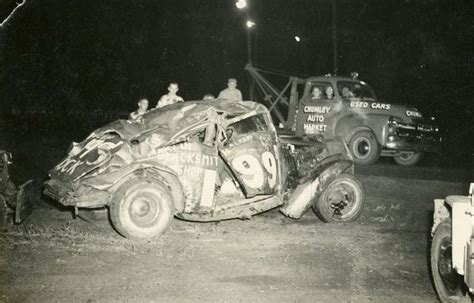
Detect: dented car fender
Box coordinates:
(280, 159, 353, 219)
(81, 162, 186, 212)
(111, 166, 185, 213)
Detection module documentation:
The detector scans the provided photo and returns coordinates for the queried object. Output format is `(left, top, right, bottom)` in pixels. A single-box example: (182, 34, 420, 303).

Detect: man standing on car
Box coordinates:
(156, 82, 184, 108)
(217, 78, 242, 101)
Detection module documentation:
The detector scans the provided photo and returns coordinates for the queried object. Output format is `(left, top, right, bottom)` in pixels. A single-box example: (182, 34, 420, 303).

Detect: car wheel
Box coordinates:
(76, 207, 109, 223)
(430, 219, 471, 302)
(394, 151, 423, 166)
(348, 130, 380, 165)
(313, 174, 364, 223)
(110, 177, 174, 240)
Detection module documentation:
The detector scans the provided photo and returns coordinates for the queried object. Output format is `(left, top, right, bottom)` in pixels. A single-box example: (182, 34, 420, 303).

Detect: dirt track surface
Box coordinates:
(1, 164, 471, 302)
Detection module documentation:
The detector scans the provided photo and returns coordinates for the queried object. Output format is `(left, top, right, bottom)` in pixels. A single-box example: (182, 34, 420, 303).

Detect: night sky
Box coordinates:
(0, 0, 473, 156)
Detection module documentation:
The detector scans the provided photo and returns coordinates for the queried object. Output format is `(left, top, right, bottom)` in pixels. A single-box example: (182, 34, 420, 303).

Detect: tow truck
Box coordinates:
(246, 64, 441, 166)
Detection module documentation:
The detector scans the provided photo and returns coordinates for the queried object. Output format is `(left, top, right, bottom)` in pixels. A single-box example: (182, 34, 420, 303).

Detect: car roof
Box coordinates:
(95, 100, 269, 142)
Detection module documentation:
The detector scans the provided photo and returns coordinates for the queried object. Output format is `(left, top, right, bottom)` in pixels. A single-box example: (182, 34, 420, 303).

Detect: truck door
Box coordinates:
(219, 113, 280, 198)
(296, 82, 338, 138)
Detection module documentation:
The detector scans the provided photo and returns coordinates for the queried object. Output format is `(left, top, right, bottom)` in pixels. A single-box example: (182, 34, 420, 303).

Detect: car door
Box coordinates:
(219, 113, 280, 198)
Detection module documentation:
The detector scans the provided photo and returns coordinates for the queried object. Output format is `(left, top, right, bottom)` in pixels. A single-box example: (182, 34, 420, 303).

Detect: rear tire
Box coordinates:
(110, 176, 174, 240)
(348, 130, 380, 165)
(430, 219, 470, 302)
(394, 151, 423, 166)
(313, 174, 364, 223)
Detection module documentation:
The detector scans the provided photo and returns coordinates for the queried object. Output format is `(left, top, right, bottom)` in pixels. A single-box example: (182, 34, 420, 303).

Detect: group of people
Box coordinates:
(128, 78, 243, 122)
(307, 85, 354, 101)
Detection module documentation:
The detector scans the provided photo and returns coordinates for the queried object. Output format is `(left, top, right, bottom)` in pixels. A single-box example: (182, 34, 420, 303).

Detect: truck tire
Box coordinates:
(348, 130, 380, 165)
(394, 152, 423, 166)
(313, 174, 364, 223)
(430, 219, 471, 302)
(110, 176, 174, 240)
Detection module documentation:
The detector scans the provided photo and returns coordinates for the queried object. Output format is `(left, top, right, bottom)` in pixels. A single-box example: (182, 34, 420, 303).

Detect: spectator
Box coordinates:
(129, 98, 149, 122)
(325, 86, 334, 99)
(217, 78, 242, 101)
(203, 94, 215, 100)
(156, 82, 184, 108)
(311, 87, 323, 100)
(341, 87, 354, 99)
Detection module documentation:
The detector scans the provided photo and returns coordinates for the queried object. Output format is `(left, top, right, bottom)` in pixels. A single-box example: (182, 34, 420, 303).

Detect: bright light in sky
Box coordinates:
(295, 36, 301, 42)
(246, 20, 256, 28)
(236, 0, 247, 9)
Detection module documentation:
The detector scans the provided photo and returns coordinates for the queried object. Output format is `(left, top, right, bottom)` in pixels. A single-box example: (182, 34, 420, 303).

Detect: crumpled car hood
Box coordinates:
(49, 131, 125, 183)
(49, 100, 268, 183)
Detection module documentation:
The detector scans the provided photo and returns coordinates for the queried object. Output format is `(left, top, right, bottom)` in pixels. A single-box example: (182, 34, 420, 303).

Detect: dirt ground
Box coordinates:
(0, 116, 471, 302)
(1, 164, 469, 302)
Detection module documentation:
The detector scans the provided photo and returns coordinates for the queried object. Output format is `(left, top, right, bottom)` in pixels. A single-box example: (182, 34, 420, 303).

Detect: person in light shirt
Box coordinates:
(156, 82, 184, 108)
(129, 98, 149, 122)
(217, 78, 242, 101)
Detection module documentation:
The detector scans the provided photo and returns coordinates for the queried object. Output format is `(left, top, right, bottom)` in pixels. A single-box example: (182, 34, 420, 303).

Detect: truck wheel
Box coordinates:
(348, 130, 380, 165)
(110, 177, 174, 240)
(76, 207, 109, 223)
(431, 219, 471, 302)
(313, 174, 364, 223)
(394, 152, 423, 166)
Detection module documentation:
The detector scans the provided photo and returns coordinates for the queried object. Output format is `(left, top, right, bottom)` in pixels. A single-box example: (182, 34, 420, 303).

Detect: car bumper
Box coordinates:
(44, 178, 111, 208)
(385, 137, 441, 153)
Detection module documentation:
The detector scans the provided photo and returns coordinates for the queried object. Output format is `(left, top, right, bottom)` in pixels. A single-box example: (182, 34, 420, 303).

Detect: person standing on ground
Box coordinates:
(217, 78, 242, 101)
(156, 82, 184, 108)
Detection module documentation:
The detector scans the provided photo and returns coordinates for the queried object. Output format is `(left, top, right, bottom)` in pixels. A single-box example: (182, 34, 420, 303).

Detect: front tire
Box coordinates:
(430, 219, 470, 302)
(348, 130, 380, 165)
(313, 174, 364, 223)
(394, 151, 423, 166)
(110, 176, 174, 240)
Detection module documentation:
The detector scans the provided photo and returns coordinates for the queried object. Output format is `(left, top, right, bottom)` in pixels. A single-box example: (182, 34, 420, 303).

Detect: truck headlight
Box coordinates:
(388, 116, 402, 126)
(387, 134, 397, 142)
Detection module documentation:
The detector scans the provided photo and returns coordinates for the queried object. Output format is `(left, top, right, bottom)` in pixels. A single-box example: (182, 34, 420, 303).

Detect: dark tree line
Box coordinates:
(0, 0, 472, 158)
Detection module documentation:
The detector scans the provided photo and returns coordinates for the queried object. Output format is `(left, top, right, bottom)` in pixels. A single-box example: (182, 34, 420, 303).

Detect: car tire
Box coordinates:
(430, 219, 471, 302)
(348, 130, 380, 165)
(313, 174, 364, 223)
(394, 151, 423, 166)
(110, 176, 174, 240)
(76, 207, 109, 223)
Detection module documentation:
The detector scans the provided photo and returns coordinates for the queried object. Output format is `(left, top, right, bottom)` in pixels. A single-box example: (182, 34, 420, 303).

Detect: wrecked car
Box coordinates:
(44, 100, 364, 239)
(0, 150, 33, 229)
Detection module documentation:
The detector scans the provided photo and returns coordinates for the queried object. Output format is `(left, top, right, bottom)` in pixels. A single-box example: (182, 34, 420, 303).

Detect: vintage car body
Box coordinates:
(431, 184, 474, 302)
(44, 100, 364, 239)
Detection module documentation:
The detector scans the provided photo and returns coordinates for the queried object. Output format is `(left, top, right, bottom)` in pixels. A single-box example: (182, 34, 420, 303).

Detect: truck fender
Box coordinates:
(108, 165, 186, 213)
(335, 115, 387, 145)
(280, 160, 352, 219)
